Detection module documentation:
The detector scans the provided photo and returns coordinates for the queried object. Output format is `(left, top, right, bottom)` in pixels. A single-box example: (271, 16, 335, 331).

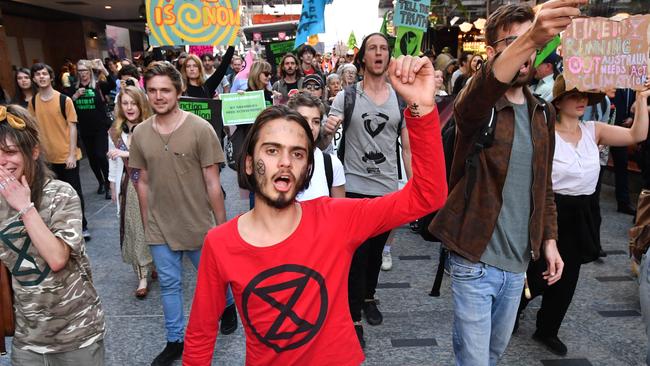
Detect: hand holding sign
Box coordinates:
(388, 55, 435, 116)
(528, 0, 586, 49)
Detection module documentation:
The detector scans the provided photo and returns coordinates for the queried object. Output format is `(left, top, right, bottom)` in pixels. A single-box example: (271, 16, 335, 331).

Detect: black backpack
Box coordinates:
(338, 84, 407, 180)
(323, 152, 334, 197)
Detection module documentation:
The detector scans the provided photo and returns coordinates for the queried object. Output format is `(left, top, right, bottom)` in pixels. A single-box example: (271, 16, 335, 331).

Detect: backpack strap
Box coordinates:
(31, 94, 67, 121)
(464, 107, 497, 207)
(395, 93, 407, 180)
(323, 152, 334, 197)
(59, 93, 68, 121)
(337, 84, 357, 164)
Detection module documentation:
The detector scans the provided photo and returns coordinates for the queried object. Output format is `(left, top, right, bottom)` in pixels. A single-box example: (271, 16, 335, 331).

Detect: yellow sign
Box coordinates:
(146, 0, 241, 47)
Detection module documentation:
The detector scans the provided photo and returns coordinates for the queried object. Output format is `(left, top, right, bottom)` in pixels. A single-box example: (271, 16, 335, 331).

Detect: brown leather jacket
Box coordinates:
(429, 55, 557, 263)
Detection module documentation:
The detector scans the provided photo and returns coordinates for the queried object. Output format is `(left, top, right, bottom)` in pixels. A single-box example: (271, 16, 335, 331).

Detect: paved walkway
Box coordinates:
(2, 160, 648, 365)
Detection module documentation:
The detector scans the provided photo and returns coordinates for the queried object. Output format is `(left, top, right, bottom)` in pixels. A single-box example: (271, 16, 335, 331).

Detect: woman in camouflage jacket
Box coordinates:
(0, 104, 105, 365)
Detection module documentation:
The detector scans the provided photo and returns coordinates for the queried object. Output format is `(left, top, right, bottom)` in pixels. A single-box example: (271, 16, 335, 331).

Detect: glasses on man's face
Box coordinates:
(305, 84, 321, 91)
(491, 35, 517, 47)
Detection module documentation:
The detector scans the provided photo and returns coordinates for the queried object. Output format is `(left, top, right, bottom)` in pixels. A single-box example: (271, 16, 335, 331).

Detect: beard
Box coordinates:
(254, 166, 309, 209)
(513, 69, 534, 87)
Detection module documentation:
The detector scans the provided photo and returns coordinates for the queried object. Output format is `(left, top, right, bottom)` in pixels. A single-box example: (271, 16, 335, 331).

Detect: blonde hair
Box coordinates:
(75, 59, 97, 89)
(111, 86, 152, 140)
(181, 54, 206, 91)
(247, 60, 272, 91)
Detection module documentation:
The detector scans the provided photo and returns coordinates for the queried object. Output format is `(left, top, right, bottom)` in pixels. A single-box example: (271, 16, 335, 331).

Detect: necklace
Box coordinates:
(153, 112, 183, 151)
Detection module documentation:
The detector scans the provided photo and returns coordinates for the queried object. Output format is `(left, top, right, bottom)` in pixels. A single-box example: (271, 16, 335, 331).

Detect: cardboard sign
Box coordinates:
(562, 15, 650, 91)
(394, 0, 430, 31)
(220, 90, 267, 126)
(145, 0, 240, 47)
(179, 97, 223, 141)
(394, 26, 423, 57)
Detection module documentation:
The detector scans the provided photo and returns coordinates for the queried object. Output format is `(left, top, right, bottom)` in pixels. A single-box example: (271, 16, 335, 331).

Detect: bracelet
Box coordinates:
(18, 202, 35, 218)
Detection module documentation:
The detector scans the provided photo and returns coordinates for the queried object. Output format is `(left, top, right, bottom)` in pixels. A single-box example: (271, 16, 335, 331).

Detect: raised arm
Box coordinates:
(596, 83, 650, 147)
(456, 0, 585, 136)
(204, 46, 236, 97)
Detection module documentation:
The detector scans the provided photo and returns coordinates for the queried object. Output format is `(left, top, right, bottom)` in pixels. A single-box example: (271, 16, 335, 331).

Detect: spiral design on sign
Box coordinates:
(147, 0, 240, 46)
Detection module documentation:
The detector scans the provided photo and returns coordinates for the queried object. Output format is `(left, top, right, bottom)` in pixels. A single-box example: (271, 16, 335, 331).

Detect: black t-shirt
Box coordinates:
(73, 82, 111, 136)
(285, 81, 298, 92)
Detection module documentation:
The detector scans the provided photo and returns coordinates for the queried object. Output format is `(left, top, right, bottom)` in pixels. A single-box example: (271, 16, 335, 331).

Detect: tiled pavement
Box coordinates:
(2, 160, 648, 365)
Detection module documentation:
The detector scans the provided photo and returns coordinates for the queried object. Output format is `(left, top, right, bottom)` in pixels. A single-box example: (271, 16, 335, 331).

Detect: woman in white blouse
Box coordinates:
(519, 75, 650, 356)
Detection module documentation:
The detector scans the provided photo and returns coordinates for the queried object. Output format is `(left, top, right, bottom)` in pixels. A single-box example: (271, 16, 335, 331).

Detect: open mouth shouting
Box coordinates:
(273, 173, 294, 193)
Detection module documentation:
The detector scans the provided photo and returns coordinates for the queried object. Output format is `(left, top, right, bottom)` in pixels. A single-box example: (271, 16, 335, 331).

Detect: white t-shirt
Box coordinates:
(297, 148, 345, 201)
(552, 121, 600, 196)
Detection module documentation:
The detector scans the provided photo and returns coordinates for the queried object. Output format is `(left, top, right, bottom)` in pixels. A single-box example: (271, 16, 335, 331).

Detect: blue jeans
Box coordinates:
(639, 254, 650, 366)
(447, 252, 525, 366)
(150, 244, 234, 342)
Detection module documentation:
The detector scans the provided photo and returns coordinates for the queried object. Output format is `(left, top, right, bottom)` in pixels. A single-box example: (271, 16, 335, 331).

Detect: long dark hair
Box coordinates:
(0, 105, 53, 208)
(11, 68, 36, 105)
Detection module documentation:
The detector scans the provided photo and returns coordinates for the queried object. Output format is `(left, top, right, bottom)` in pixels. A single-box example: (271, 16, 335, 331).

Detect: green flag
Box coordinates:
(347, 31, 357, 49)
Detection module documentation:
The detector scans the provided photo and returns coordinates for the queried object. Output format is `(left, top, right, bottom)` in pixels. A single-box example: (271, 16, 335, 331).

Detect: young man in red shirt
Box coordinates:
(183, 55, 447, 365)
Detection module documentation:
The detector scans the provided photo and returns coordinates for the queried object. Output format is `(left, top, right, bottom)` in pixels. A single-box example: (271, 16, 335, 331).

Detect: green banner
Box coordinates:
(179, 96, 223, 140)
(265, 40, 297, 78)
(220, 90, 267, 126)
(394, 26, 423, 57)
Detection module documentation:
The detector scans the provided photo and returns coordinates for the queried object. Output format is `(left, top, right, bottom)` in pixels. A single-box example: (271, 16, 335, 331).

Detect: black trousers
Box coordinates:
(80, 133, 109, 187)
(610, 145, 630, 205)
(50, 163, 87, 230)
(347, 192, 391, 322)
(519, 193, 597, 337)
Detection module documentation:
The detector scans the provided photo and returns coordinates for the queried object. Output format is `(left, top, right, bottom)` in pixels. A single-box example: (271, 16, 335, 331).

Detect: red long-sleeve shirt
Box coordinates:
(183, 108, 447, 366)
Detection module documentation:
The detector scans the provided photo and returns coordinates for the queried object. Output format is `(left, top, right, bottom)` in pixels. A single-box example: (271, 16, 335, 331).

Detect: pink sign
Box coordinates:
(188, 45, 214, 56)
(562, 15, 650, 91)
(278, 32, 286, 40)
(253, 32, 262, 41)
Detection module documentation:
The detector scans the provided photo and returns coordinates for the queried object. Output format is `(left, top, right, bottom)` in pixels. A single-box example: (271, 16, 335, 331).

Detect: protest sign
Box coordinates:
(394, 26, 423, 57)
(221, 90, 267, 126)
(295, 0, 326, 48)
(264, 39, 296, 78)
(146, 0, 240, 47)
(394, 0, 430, 31)
(179, 97, 223, 140)
(562, 15, 650, 91)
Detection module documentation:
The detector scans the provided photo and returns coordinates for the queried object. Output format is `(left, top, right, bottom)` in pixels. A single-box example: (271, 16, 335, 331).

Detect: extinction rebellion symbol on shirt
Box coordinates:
(242, 264, 328, 353)
(0, 220, 51, 286)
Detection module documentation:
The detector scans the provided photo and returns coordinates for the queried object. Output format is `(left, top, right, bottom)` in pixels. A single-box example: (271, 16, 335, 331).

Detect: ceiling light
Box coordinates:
(104, 5, 111, 9)
(459, 22, 473, 33)
(473, 18, 486, 30)
(450, 16, 459, 26)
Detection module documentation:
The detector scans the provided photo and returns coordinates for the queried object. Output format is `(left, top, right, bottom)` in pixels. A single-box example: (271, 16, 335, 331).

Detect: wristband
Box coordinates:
(18, 202, 35, 218)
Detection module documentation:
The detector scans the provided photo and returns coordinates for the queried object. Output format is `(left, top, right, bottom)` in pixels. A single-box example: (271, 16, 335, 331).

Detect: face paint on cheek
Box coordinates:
(255, 159, 266, 176)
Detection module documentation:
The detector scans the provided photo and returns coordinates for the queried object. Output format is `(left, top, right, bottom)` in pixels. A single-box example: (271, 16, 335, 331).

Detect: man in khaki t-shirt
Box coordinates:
(28, 63, 89, 238)
(129, 61, 234, 366)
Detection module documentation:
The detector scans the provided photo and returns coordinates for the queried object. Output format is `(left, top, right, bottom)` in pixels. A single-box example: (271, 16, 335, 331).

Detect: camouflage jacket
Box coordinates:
(0, 179, 105, 353)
